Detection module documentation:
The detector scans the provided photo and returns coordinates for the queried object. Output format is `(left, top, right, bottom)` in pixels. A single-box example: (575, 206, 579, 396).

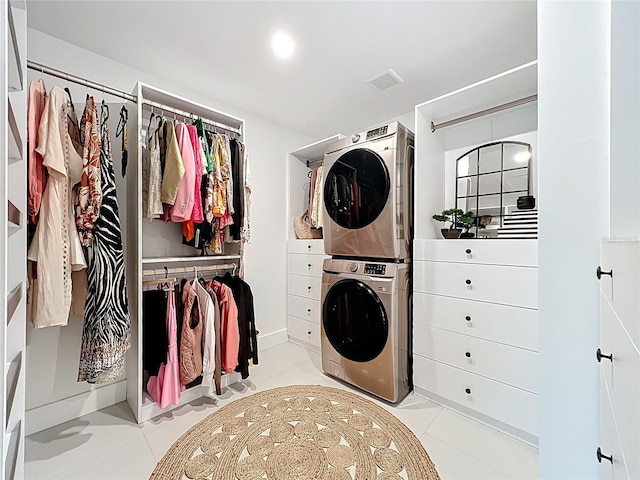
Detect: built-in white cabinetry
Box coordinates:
(286, 240, 326, 350)
(1, 1, 27, 478)
(412, 61, 539, 445)
(597, 241, 640, 480)
(414, 239, 538, 443)
(286, 136, 342, 351)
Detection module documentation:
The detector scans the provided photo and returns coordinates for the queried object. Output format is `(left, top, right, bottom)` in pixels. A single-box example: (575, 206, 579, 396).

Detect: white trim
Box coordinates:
(25, 380, 126, 436)
(259, 328, 289, 351)
(413, 385, 538, 447)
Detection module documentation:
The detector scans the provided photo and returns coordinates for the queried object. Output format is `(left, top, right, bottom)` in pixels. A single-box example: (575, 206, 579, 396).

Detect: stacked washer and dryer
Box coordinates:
(320, 122, 414, 404)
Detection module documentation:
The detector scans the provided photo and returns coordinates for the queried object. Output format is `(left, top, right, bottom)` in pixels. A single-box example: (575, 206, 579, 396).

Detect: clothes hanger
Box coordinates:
(100, 100, 109, 126)
(116, 105, 129, 177)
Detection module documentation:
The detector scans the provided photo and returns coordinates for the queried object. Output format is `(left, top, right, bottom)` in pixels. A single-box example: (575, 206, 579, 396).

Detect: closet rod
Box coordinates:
(142, 263, 237, 277)
(142, 100, 242, 136)
(430, 94, 538, 132)
(27, 60, 137, 102)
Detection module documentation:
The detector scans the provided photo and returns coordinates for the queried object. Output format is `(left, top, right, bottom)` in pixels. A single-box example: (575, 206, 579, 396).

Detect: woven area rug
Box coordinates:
(150, 384, 440, 480)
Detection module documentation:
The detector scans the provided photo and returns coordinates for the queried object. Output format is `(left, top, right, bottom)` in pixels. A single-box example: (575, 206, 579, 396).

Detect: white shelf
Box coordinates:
(291, 134, 345, 166)
(3, 420, 21, 480)
(7, 5, 23, 92)
(139, 371, 242, 422)
(8, 99, 23, 162)
(6, 283, 21, 326)
(5, 353, 21, 430)
(141, 255, 241, 264)
(7, 200, 21, 235)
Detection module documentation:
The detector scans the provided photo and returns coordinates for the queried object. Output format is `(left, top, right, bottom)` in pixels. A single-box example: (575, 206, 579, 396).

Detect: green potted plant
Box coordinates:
(456, 211, 476, 238)
(432, 208, 464, 239)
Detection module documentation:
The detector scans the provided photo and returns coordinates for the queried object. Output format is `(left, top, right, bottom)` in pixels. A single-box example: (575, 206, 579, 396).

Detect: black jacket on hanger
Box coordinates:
(215, 272, 258, 379)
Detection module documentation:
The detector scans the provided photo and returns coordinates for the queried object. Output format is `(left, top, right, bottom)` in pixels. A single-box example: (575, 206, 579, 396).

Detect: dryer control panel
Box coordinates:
(364, 263, 386, 275)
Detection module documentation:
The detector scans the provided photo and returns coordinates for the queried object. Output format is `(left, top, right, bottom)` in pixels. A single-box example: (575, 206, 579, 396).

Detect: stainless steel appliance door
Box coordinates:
(322, 278, 389, 362)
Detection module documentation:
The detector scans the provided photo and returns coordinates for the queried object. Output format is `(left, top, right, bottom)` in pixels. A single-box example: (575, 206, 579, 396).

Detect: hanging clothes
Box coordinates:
(179, 280, 203, 385)
(203, 283, 223, 395)
(142, 289, 168, 377)
(142, 116, 163, 219)
(228, 139, 244, 241)
(170, 122, 196, 222)
(211, 133, 228, 217)
(27, 86, 87, 328)
(311, 165, 324, 228)
(75, 96, 102, 247)
(147, 289, 182, 408)
(211, 280, 239, 374)
(241, 154, 252, 243)
(216, 273, 257, 379)
(159, 119, 185, 205)
(193, 280, 217, 387)
(308, 168, 317, 226)
(27, 79, 47, 227)
(188, 125, 204, 224)
(78, 107, 130, 383)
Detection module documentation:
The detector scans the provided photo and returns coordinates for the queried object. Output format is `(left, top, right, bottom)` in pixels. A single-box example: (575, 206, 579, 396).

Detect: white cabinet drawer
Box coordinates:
(287, 239, 325, 255)
(600, 371, 629, 480)
(414, 325, 538, 393)
(288, 274, 322, 300)
(600, 241, 640, 350)
(288, 254, 326, 278)
(600, 292, 640, 479)
(414, 355, 538, 436)
(414, 261, 538, 308)
(413, 293, 538, 351)
(288, 316, 320, 349)
(415, 239, 537, 267)
(287, 295, 321, 324)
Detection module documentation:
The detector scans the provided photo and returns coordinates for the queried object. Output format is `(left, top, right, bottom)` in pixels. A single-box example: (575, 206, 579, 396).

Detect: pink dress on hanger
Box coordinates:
(170, 122, 195, 222)
(147, 290, 182, 408)
(188, 125, 204, 223)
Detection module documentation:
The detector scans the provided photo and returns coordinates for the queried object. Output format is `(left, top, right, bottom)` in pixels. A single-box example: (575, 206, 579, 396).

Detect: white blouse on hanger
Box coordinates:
(27, 86, 87, 328)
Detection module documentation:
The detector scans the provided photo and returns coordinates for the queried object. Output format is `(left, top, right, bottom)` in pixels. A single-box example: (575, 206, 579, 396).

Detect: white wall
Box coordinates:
(25, 28, 313, 418)
(610, 0, 640, 240)
(538, 2, 610, 478)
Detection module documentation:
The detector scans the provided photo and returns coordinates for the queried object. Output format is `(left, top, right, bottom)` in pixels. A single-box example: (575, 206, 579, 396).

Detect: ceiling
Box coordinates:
(26, 1, 537, 139)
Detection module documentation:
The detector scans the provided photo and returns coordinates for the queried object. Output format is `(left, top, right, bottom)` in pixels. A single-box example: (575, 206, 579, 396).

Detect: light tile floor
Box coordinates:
(25, 341, 538, 479)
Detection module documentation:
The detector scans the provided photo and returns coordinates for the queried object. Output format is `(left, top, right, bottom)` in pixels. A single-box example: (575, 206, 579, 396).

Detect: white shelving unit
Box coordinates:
(126, 83, 246, 423)
(285, 136, 342, 351)
(412, 62, 539, 445)
(1, 1, 27, 478)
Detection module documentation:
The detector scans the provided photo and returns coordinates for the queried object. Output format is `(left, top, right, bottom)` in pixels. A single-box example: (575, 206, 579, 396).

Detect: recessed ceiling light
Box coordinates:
(271, 31, 295, 59)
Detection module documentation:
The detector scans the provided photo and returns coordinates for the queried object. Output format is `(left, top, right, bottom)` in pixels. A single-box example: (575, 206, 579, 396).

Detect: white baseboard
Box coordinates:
(258, 328, 288, 350)
(26, 380, 127, 436)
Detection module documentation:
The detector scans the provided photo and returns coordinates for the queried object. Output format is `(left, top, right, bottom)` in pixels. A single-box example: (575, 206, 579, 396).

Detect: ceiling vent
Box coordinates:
(367, 68, 404, 90)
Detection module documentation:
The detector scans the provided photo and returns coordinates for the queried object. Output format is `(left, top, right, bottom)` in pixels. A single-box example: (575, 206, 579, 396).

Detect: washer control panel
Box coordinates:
(366, 125, 388, 140)
(364, 263, 386, 275)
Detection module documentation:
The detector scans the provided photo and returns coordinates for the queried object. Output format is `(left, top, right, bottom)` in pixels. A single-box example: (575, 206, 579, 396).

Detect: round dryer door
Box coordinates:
(323, 279, 388, 362)
(323, 148, 390, 229)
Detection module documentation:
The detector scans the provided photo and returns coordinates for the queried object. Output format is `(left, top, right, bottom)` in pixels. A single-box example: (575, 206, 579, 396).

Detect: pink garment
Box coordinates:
(213, 281, 239, 374)
(187, 125, 204, 223)
(170, 123, 195, 222)
(147, 290, 183, 408)
(28, 79, 48, 225)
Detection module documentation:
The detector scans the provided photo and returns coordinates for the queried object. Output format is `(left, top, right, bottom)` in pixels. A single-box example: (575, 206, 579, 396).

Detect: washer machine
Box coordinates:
(320, 258, 411, 403)
(322, 122, 414, 261)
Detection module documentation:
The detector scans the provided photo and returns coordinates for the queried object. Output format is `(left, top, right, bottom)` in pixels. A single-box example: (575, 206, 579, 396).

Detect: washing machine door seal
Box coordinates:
(322, 279, 389, 363)
(323, 148, 390, 230)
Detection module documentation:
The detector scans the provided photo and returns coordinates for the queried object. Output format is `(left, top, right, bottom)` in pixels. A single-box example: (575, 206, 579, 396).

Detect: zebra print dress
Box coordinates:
(78, 113, 131, 383)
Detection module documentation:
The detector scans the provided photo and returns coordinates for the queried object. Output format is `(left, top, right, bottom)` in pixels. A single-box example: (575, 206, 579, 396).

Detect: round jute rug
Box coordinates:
(150, 384, 440, 480)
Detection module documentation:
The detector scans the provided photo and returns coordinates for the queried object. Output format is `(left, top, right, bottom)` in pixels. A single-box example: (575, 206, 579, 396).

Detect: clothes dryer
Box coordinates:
(322, 122, 414, 261)
(320, 258, 411, 403)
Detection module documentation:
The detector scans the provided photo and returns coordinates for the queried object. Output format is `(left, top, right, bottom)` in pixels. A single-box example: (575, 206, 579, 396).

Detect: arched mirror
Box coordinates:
(455, 141, 533, 237)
